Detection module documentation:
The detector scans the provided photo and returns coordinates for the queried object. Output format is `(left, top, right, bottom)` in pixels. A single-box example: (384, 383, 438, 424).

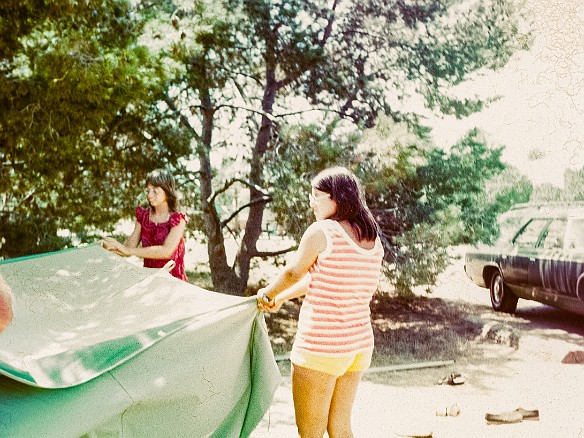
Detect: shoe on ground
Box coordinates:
(392, 431, 432, 438)
(515, 407, 539, 420)
(485, 410, 523, 424)
(436, 404, 460, 417)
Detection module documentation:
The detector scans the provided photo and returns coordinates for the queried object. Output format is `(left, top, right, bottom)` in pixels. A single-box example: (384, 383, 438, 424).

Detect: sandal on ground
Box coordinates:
(437, 372, 465, 385)
(485, 410, 523, 424)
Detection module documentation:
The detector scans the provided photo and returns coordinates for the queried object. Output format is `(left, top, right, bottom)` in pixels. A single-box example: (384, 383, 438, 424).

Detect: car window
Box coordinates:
(513, 218, 550, 247)
(541, 219, 566, 249)
(498, 216, 529, 244)
(564, 218, 584, 250)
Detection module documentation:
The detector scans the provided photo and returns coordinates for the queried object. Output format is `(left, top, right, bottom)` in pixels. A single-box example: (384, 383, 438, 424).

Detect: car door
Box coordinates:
(502, 218, 550, 287)
(530, 218, 567, 293)
(544, 217, 584, 298)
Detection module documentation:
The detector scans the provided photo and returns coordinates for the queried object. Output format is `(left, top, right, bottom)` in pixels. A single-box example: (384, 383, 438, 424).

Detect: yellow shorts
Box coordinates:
(290, 348, 373, 377)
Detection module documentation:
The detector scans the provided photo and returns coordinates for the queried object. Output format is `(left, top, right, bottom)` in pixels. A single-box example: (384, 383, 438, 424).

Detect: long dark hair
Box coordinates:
(311, 166, 379, 241)
(146, 169, 179, 212)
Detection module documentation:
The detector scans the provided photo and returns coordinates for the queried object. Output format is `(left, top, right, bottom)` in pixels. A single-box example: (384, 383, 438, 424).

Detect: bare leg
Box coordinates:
(327, 371, 364, 438)
(291, 364, 337, 438)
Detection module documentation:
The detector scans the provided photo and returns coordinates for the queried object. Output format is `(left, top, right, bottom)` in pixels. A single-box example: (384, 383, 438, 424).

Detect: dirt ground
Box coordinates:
(250, 258, 584, 438)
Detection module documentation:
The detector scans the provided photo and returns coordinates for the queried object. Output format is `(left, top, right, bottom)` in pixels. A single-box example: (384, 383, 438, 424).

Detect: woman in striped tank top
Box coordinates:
(258, 166, 384, 438)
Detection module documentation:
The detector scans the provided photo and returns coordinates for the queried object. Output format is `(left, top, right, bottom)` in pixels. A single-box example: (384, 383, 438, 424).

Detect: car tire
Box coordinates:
(490, 271, 518, 313)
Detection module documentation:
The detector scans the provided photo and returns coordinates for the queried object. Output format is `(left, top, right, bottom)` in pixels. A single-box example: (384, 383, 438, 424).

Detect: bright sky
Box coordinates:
(426, 0, 584, 188)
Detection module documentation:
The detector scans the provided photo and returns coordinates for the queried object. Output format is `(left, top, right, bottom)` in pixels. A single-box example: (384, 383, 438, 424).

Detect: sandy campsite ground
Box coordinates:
(249, 256, 584, 438)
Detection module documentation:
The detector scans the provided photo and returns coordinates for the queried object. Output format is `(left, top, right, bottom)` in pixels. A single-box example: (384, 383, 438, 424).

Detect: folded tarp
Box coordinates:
(0, 245, 280, 437)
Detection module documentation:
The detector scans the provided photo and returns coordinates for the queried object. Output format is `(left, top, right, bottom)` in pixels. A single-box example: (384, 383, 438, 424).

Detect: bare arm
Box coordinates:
(258, 222, 326, 302)
(259, 274, 310, 313)
(124, 221, 142, 248)
(0, 275, 14, 333)
(103, 219, 186, 260)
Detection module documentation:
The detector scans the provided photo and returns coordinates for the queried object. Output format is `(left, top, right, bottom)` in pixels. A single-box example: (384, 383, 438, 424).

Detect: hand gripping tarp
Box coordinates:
(0, 245, 280, 437)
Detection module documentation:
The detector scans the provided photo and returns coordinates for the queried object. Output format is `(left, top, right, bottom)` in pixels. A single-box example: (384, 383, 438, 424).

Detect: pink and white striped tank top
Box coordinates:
(293, 219, 384, 357)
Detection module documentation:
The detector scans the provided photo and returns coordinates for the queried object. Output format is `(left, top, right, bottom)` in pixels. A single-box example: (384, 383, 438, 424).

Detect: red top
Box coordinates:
(136, 206, 189, 282)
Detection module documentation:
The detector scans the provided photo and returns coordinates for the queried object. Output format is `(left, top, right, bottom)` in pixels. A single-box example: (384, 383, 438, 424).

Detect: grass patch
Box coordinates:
(369, 294, 483, 366)
(185, 265, 214, 290)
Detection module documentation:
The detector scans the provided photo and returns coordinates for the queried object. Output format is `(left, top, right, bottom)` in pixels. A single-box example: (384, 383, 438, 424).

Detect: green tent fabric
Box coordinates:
(0, 245, 281, 437)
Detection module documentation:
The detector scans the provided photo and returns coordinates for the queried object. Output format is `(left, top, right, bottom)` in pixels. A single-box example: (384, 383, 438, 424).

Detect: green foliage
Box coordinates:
(411, 129, 507, 244)
(385, 222, 451, 297)
(0, 0, 194, 258)
(265, 121, 358, 241)
(356, 123, 515, 295)
(529, 167, 584, 203)
(138, 0, 528, 294)
(477, 166, 532, 242)
(551, 168, 584, 201)
(0, 210, 71, 258)
(0, 0, 530, 299)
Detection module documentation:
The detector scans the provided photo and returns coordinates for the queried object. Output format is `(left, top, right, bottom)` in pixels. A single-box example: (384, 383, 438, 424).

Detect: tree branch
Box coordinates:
(176, 173, 200, 190)
(212, 65, 262, 87)
(338, 97, 355, 119)
(208, 177, 270, 204)
(254, 245, 297, 258)
(220, 195, 272, 228)
(163, 95, 202, 142)
(216, 104, 351, 121)
(214, 104, 278, 123)
(224, 224, 239, 241)
(273, 107, 346, 118)
(276, 0, 340, 91)
(319, 0, 340, 47)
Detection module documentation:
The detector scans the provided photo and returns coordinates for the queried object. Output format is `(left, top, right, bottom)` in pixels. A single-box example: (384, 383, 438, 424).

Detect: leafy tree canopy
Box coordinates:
(0, 0, 191, 257)
(1, 0, 532, 296)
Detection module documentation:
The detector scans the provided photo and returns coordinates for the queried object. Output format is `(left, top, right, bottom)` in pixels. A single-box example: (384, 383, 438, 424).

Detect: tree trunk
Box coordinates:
(198, 19, 283, 295)
(198, 86, 244, 295)
(233, 57, 279, 293)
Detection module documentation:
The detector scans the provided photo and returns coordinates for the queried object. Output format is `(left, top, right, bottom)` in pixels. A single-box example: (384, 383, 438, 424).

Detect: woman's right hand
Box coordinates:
(257, 288, 281, 312)
(266, 298, 284, 313)
(100, 238, 115, 251)
(101, 237, 130, 257)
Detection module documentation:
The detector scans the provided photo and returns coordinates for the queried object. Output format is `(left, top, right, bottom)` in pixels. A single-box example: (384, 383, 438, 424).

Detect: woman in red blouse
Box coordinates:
(102, 169, 189, 282)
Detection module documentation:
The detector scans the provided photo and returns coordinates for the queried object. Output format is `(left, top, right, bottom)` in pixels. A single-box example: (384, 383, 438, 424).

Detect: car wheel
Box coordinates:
(490, 272, 518, 313)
